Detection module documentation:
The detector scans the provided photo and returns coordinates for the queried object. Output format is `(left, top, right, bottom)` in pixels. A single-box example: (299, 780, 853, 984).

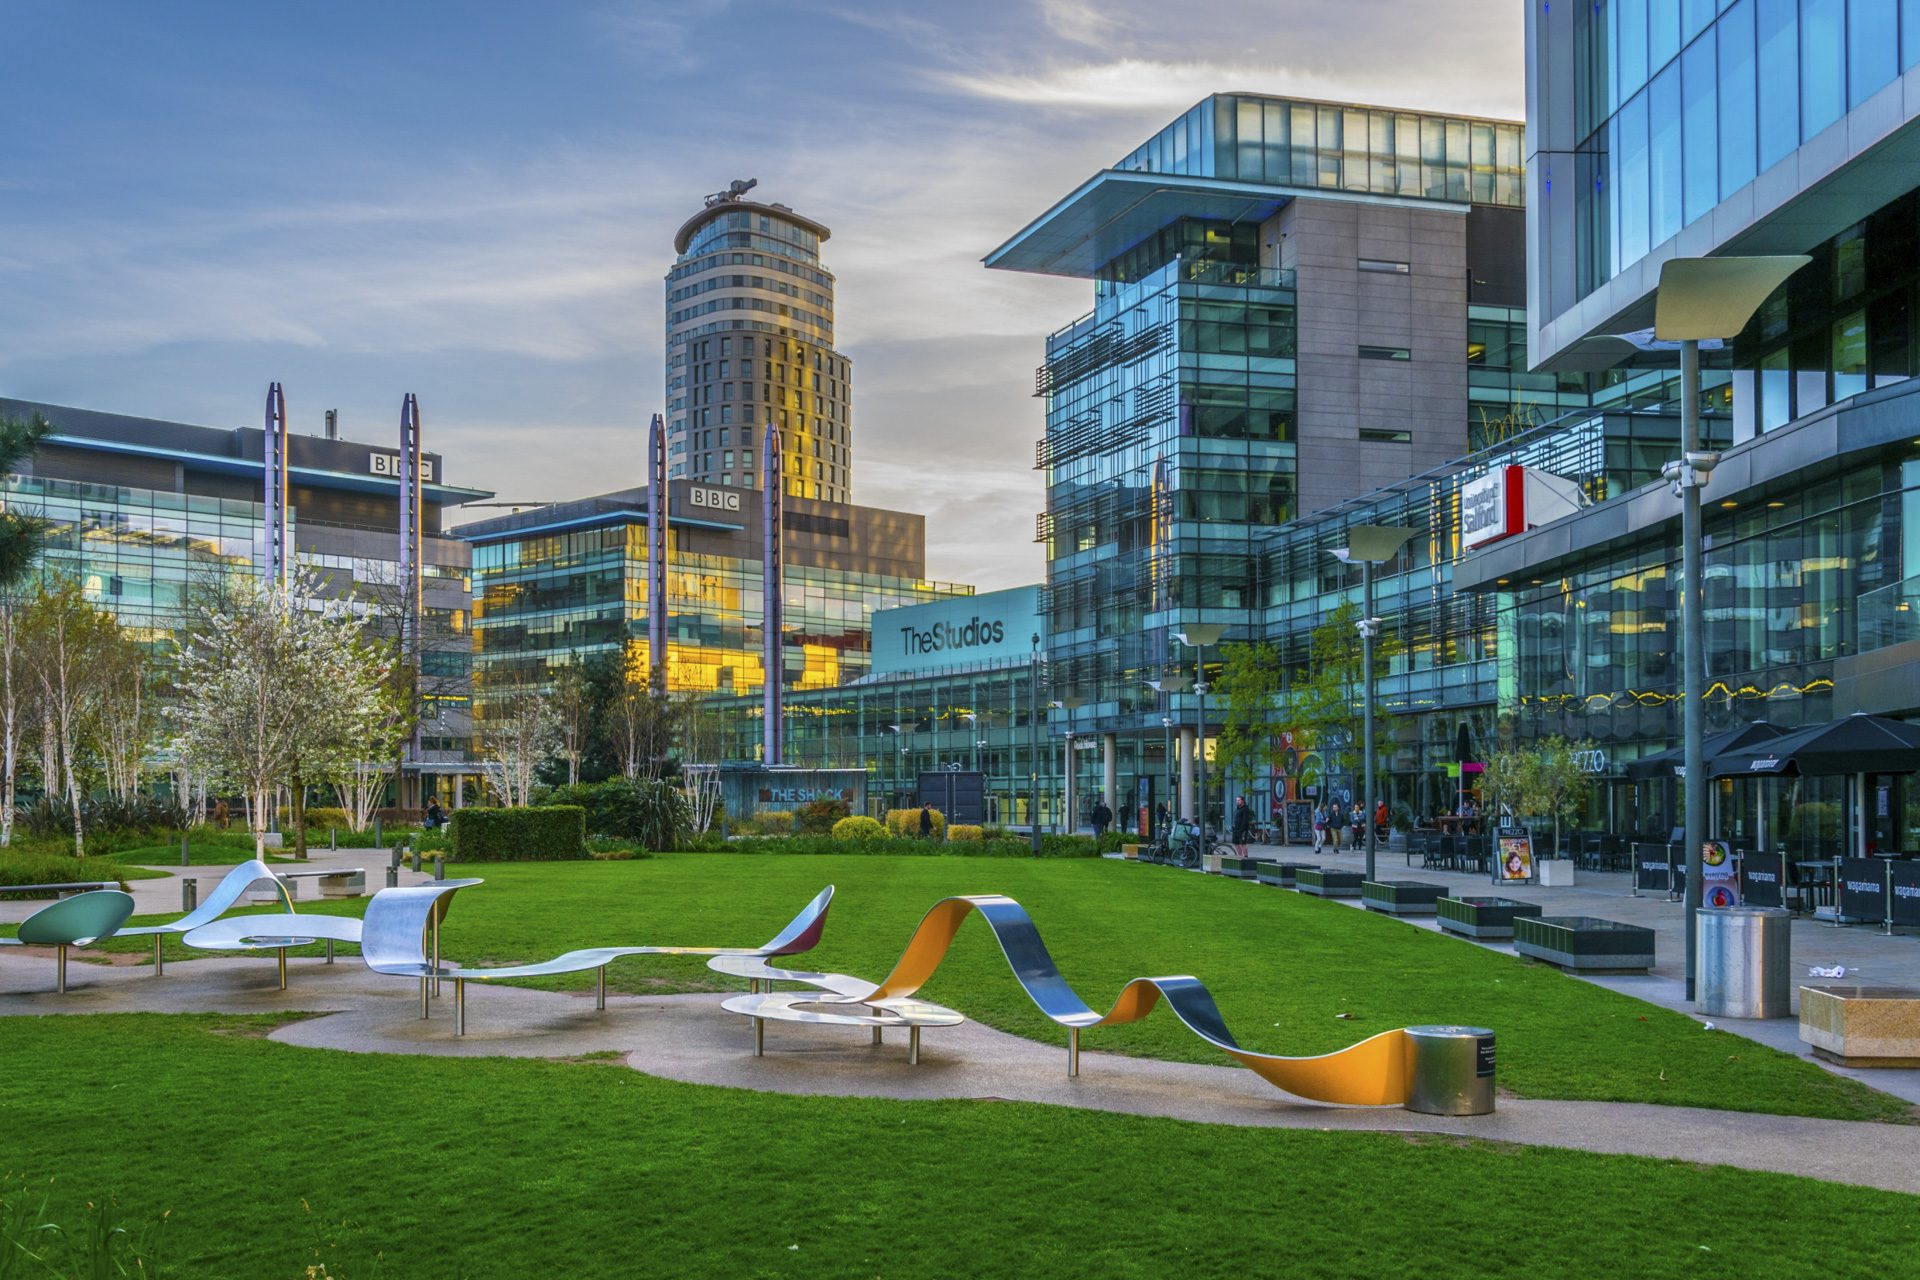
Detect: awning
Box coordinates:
(1623, 721, 1785, 780)
(1708, 712, 1920, 777)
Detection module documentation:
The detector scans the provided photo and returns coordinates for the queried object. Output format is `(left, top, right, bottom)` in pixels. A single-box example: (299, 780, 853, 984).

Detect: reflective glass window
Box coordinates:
(1650, 0, 1682, 67)
(1684, 0, 1718, 39)
(1801, 0, 1846, 136)
(1719, 0, 1758, 195)
(1833, 310, 1869, 399)
(1850, 0, 1899, 106)
(1905, 0, 1920, 69)
(1619, 0, 1650, 94)
(1649, 64, 1684, 245)
(1682, 37, 1718, 224)
(1758, 0, 1800, 170)
(1617, 90, 1652, 268)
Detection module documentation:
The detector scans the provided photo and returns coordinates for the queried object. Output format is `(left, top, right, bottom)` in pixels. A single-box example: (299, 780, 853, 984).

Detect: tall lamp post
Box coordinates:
(1651, 255, 1809, 1002)
(1175, 627, 1226, 836)
(1330, 525, 1414, 884)
(1028, 633, 1042, 854)
(887, 723, 907, 815)
(1051, 696, 1084, 833)
(1147, 675, 1191, 838)
(961, 712, 979, 771)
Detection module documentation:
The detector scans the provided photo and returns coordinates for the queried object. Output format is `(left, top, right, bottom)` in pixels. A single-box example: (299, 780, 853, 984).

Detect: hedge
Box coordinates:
(722, 833, 1104, 858)
(829, 815, 886, 841)
(0, 852, 130, 898)
(884, 807, 945, 837)
(448, 806, 588, 862)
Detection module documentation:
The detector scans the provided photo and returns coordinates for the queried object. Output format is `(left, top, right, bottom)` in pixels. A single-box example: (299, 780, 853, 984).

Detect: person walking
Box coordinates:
(424, 796, 445, 831)
(1311, 802, 1327, 852)
(919, 804, 934, 839)
(1231, 797, 1253, 854)
(1325, 800, 1345, 851)
(1091, 797, 1112, 838)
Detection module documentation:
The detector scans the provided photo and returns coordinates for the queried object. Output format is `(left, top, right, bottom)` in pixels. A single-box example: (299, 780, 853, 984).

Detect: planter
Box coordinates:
(1514, 916, 1655, 973)
(1436, 896, 1542, 939)
(1257, 862, 1318, 888)
(1120, 844, 1142, 860)
(1538, 858, 1577, 887)
(1219, 856, 1263, 880)
(1295, 868, 1363, 898)
(1800, 985, 1920, 1067)
(1361, 880, 1446, 915)
(1204, 852, 1225, 875)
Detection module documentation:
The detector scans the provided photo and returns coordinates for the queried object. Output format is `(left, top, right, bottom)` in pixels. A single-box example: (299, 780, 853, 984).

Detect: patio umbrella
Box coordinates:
(1707, 712, 1920, 777)
(1624, 720, 1785, 780)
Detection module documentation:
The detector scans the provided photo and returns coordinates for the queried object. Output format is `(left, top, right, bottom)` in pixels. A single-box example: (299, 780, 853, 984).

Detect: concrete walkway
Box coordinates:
(1221, 841, 1920, 1104)
(3, 949, 1916, 1195)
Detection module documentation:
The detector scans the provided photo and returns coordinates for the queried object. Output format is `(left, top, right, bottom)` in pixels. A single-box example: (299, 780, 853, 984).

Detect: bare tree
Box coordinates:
(0, 589, 23, 846)
(550, 664, 591, 786)
(478, 690, 556, 807)
(607, 679, 676, 780)
(674, 691, 724, 833)
(20, 577, 122, 856)
(96, 630, 151, 802)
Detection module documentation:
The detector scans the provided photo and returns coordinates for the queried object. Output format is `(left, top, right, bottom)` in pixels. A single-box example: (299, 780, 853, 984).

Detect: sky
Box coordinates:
(0, 0, 1523, 590)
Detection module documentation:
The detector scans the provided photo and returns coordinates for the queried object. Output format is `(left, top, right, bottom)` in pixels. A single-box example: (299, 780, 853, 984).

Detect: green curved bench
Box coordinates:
(0, 890, 136, 993)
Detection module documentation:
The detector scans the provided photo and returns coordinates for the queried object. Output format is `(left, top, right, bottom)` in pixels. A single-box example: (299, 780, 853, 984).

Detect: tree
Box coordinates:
(0, 414, 52, 587)
(1287, 601, 1400, 798)
(0, 588, 23, 847)
(172, 570, 394, 859)
(478, 691, 556, 807)
(550, 664, 592, 787)
(674, 691, 724, 833)
(1525, 736, 1592, 857)
(95, 628, 153, 803)
(589, 642, 677, 781)
(20, 578, 124, 856)
(1213, 640, 1286, 794)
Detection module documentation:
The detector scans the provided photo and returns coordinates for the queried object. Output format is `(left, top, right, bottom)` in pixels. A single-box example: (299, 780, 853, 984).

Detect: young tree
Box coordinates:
(0, 589, 23, 847)
(1213, 640, 1286, 796)
(1287, 601, 1400, 800)
(20, 578, 123, 856)
(172, 570, 394, 859)
(589, 641, 677, 781)
(550, 664, 592, 786)
(95, 629, 152, 803)
(674, 691, 724, 833)
(478, 690, 556, 807)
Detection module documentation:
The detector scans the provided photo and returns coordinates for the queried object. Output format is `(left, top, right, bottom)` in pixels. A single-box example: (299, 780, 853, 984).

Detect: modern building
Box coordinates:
(1447, 0, 1920, 847)
(666, 181, 853, 501)
(978, 93, 1560, 826)
(0, 395, 492, 803)
(459, 480, 969, 730)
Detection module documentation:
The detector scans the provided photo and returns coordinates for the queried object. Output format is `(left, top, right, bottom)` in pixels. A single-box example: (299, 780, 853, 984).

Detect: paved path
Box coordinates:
(3, 950, 1916, 1195)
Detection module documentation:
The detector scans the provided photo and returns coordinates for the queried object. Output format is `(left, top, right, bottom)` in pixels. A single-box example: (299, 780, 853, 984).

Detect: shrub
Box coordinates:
(792, 798, 849, 835)
(586, 835, 654, 861)
(540, 778, 690, 849)
(830, 815, 887, 841)
(448, 806, 588, 862)
(885, 807, 945, 837)
(280, 806, 351, 833)
(0, 852, 129, 898)
(745, 810, 794, 836)
(948, 824, 984, 841)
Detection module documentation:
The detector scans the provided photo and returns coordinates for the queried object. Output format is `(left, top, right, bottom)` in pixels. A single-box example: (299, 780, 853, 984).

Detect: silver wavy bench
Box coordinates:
(713, 951, 963, 1062)
(129, 860, 302, 978)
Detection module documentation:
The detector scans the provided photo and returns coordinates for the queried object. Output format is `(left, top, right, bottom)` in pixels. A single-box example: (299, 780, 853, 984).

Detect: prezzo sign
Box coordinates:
(1571, 747, 1609, 775)
(871, 585, 1044, 676)
(689, 486, 741, 512)
(369, 452, 436, 482)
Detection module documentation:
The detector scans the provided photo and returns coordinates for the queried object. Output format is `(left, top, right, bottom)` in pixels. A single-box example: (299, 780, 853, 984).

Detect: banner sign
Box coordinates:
(1634, 846, 1682, 895)
(1700, 840, 1740, 908)
(1893, 859, 1920, 927)
(1740, 852, 1785, 909)
(1839, 858, 1887, 924)
(1493, 826, 1535, 883)
(1284, 801, 1313, 845)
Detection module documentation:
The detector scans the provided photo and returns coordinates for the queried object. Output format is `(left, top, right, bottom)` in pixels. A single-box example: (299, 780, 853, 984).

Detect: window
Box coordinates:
(1719, 0, 1757, 197)
(1358, 258, 1410, 274)
(1851, 0, 1898, 108)
(1758, 0, 1799, 171)
(1801, 0, 1845, 137)
(1358, 345, 1411, 361)
(1360, 428, 1412, 443)
(1649, 63, 1682, 245)
(1681, 36, 1717, 225)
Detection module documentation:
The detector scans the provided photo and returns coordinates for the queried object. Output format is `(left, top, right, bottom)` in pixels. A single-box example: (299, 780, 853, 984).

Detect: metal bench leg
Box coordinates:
(430, 915, 441, 999)
(420, 976, 430, 1019)
(909, 1025, 921, 1066)
(596, 967, 607, 1012)
(1068, 1026, 1080, 1077)
(753, 1015, 765, 1056)
(325, 939, 335, 965)
(56, 944, 67, 995)
(871, 1025, 883, 1045)
(277, 947, 287, 991)
(455, 978, 466, 1036)
(153, 935, 164, 976)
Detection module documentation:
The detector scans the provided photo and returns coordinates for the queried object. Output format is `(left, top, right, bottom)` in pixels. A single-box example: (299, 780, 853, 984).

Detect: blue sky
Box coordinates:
(0, 0, 1522, 588)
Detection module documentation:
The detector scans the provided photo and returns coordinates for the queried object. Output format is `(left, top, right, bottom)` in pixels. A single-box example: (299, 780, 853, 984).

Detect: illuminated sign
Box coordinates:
(370, 452, 436, 482)
(871, 585, 1044, 676)
(1461, 464, 1587, 550)
(690, 486, 741, 512)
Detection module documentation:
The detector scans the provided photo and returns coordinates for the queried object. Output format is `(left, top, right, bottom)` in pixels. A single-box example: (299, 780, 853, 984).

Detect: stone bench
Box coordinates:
(1514, 916, 1655, 973)
(1219, 856, 1264, 880)
(1361, 880, 1447, 915)
(1295, 868, 1363, 899)
(242, 868, 366, 903)
(1436, 896, 1543, 939)
(1256, 862, 1319, 888)
(1800, 985, 1920, 1068)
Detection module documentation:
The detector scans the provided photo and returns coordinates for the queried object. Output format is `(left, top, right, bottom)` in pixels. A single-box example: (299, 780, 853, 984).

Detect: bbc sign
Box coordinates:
(369, 452, 437, 482)
(689, 486, 741, 512)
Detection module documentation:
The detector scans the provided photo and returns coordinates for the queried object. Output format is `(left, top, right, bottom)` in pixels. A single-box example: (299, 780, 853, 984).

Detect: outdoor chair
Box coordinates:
(117, 859, 293, 974)
(0, 890, 135, 993)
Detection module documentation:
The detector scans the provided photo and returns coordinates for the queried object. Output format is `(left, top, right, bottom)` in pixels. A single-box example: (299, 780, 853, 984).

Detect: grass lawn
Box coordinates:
(92, 841, 293, 866)
(0, 1013, 1913, 1279)
(35, 853, 1911, 1122)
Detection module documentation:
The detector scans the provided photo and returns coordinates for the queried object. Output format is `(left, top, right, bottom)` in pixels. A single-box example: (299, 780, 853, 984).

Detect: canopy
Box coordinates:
(1624, 721, 1785, 781)
(1707, 712, 1920, 777)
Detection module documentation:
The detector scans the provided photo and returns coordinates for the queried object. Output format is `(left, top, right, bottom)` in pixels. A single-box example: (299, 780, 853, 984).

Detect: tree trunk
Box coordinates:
(292, 769, 308, 859)
(63, 744, 84, 859)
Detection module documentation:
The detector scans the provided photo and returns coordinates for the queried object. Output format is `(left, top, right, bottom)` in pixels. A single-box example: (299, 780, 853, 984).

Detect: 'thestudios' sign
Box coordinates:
(871, 585, 1044, 676)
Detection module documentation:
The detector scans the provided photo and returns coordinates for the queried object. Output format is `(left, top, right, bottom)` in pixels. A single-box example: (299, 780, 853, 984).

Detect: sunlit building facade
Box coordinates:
(666, 187, 853, 501)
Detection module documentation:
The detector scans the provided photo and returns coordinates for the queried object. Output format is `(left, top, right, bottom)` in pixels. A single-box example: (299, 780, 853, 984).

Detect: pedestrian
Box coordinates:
(212, 798, 230, 830)
(1091, 797, 1112, 838)
(1374, 798, 1388, 836)
(1325, 800, 1345, 851)
(424, 796, 445, 831)
(1311, 802, 1326, 852)
(1231, 797, 1253, 854)
(919, 804, 934, 839)
(1155, 802, 1169, 839)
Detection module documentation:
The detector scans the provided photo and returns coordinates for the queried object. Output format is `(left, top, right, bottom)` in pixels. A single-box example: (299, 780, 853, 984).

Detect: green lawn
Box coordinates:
(0, 1013, 1912, 1280)
(93, 841, 293, 866)
(38, 854, 1912, 1121)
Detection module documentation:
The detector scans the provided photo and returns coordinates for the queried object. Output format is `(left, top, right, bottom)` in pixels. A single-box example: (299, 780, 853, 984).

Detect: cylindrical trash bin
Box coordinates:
(1403, 1025, 1496, 1116)
(1697, 906, 1792, 1018)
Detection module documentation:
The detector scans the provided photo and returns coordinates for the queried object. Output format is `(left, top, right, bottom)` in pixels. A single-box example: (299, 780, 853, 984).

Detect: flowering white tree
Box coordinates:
(674, 692, 723, 833)
(21, 577, 124, 856)
(479, 690, 556, 807)
(171, 570, 393, 859)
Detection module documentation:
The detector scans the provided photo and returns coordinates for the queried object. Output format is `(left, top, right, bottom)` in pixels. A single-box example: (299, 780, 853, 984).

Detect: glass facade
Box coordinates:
(1115, 95, 1525, 207)
(467, 515, 968, 733)
(1560, 0, 1918, 299)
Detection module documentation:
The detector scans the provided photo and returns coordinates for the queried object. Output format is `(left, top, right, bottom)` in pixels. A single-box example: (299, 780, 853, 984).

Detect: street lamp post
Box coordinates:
(1650, 255, 1809, 1001)
(1147, 674, 1191, 839)
(888, 723, 907, 816)
(1028, 634, 1042, 854)
(1175, 628, 1225, 838)
(1331, 526, 1414, 884)
(961, 712, 979, 772)
(1051, 695, 1084, 833)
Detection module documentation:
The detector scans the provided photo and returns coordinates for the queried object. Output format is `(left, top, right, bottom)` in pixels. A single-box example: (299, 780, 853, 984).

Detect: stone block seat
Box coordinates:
(1436, 896, 1543, 939)
(1295, 868, 1363, 898)
(1800, 985, 1920, 1068)
(1257, 862, 1319, 888)
(1514, 916, 1655, 973)
(1361, 881, 1447, 915)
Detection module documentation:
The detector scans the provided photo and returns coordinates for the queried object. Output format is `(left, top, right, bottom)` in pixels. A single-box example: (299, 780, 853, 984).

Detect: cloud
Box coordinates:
(1039, 0, 1127, 48)
(591, 0, 735, 71)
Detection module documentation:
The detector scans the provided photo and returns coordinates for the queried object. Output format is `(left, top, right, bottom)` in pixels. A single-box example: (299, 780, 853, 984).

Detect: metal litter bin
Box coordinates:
(1697, 906, 1792, 1018)
(1404, 1024, 1496, 1115)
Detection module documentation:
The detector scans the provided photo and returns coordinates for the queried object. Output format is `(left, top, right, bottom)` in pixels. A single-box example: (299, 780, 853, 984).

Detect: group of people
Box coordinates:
(1310, 799, 1390, 852)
